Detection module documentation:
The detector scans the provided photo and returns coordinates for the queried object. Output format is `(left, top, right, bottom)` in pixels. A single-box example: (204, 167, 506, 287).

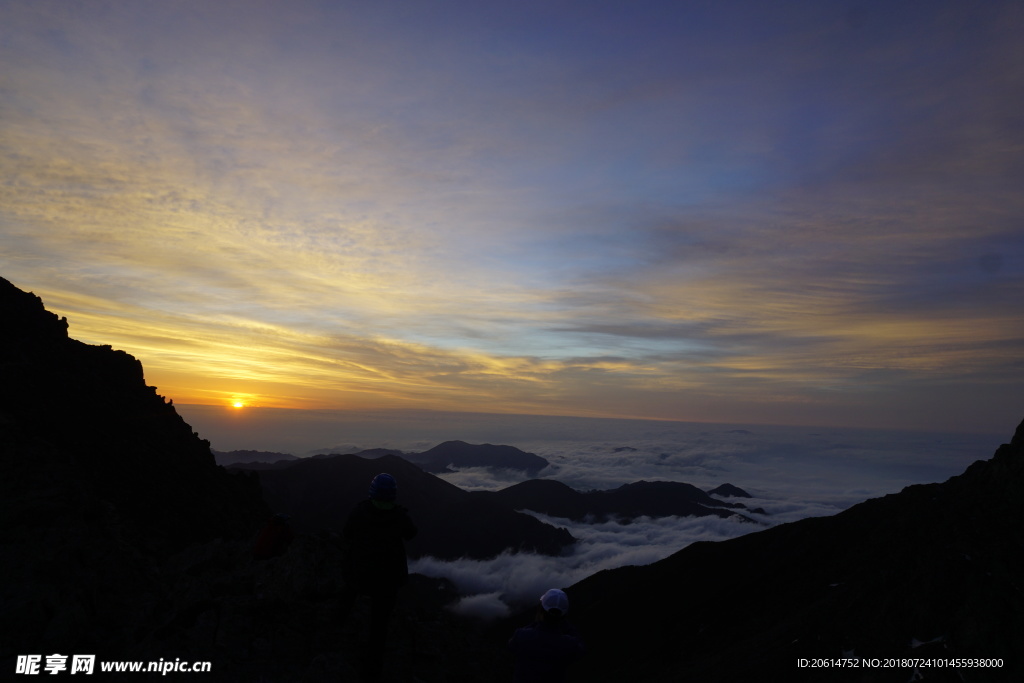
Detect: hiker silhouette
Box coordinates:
(338, 473, 417, 680)
(509, 588, 585, 682)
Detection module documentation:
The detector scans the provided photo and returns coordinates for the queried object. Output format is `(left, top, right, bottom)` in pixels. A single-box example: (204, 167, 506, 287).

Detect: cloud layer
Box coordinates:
(2, 0, 1023, 432)
(411, 511, 765, 619)
(398, 415, 1002, 619)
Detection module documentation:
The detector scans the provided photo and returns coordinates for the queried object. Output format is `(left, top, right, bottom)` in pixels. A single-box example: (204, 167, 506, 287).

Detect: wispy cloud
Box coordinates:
(1, 0, 1022, 432)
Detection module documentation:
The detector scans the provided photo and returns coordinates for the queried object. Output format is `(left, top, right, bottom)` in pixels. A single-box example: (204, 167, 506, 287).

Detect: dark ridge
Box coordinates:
(348, 447, 405, 459)
(0, 276, 266, 548)
(707, 482, 752, 498)
(1, 276, 268, 662)
(252, 453, 575, 560)
(213, 449, 299, 467)
(402, 440, 550, 475)
(479, 478, 754, 523)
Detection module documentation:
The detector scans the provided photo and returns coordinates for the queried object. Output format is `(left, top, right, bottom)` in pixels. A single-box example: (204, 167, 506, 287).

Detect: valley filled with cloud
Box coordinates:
(189, 406, 999, 619)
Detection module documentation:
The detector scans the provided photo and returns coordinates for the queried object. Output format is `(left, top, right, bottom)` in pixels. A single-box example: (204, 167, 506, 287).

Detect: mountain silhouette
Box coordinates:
(554, 417, 1024, 682)
(0, 277, 265, 547)
(213, 449, 300, 467)
(1, 277, 267, 663)
(401, 440, 550, 475)
(475, 478, 755, 523)
(707, 482, 752, 498)
(249, 452, 574, 559)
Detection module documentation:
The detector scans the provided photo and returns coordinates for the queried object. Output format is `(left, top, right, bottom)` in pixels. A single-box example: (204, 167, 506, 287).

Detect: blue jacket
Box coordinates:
(509, 619, 585, 682)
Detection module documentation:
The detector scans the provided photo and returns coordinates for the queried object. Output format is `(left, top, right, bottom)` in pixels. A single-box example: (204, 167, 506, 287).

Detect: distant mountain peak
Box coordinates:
(213, 449, 298, 467)
(407, 441, 550, 475)
(485, 477, 752, 523)
(707, 483, 752, 498)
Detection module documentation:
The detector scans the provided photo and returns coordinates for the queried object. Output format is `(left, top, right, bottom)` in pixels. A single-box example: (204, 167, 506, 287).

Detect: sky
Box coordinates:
(2, 0, 1023, 434)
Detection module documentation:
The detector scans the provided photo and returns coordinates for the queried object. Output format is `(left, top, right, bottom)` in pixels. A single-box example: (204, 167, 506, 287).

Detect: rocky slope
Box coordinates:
(0, 277, 266, 549)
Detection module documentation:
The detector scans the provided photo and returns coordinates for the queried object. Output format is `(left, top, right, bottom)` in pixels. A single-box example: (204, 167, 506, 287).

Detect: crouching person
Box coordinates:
(509, 588, 585, 682)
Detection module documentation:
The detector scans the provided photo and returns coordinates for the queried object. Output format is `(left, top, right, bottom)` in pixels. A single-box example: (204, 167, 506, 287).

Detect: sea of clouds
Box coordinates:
(407, 421, 996, 618)
(411, 509, 774, 620)
(178, 406, 1001, 619)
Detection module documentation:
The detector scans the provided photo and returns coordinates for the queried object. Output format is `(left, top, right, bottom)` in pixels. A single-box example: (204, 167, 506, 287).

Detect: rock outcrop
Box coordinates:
(0, 277, 266, 549)
(0, 278, 267, 672)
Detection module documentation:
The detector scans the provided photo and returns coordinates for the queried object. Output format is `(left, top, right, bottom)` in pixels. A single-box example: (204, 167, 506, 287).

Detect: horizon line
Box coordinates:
(175, 402, 1005, 437)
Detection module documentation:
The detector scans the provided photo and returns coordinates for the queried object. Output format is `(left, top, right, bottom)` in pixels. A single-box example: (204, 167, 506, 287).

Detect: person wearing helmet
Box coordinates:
(338, 473, 417, 680)
(508, 588, 585, 682)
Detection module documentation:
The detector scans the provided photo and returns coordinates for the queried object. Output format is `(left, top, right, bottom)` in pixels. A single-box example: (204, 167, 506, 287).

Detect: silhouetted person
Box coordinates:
(251, 513, 294, 560)
(509, 588, 585, 682)
(339, 473, 417, 681)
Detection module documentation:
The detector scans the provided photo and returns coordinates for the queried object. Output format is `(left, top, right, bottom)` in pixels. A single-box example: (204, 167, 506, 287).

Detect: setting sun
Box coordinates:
(226, 393, 259, 410)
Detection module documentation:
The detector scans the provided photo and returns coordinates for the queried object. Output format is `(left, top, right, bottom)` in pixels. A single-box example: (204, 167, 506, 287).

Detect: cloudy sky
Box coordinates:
(2, 0, 1022, 433)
